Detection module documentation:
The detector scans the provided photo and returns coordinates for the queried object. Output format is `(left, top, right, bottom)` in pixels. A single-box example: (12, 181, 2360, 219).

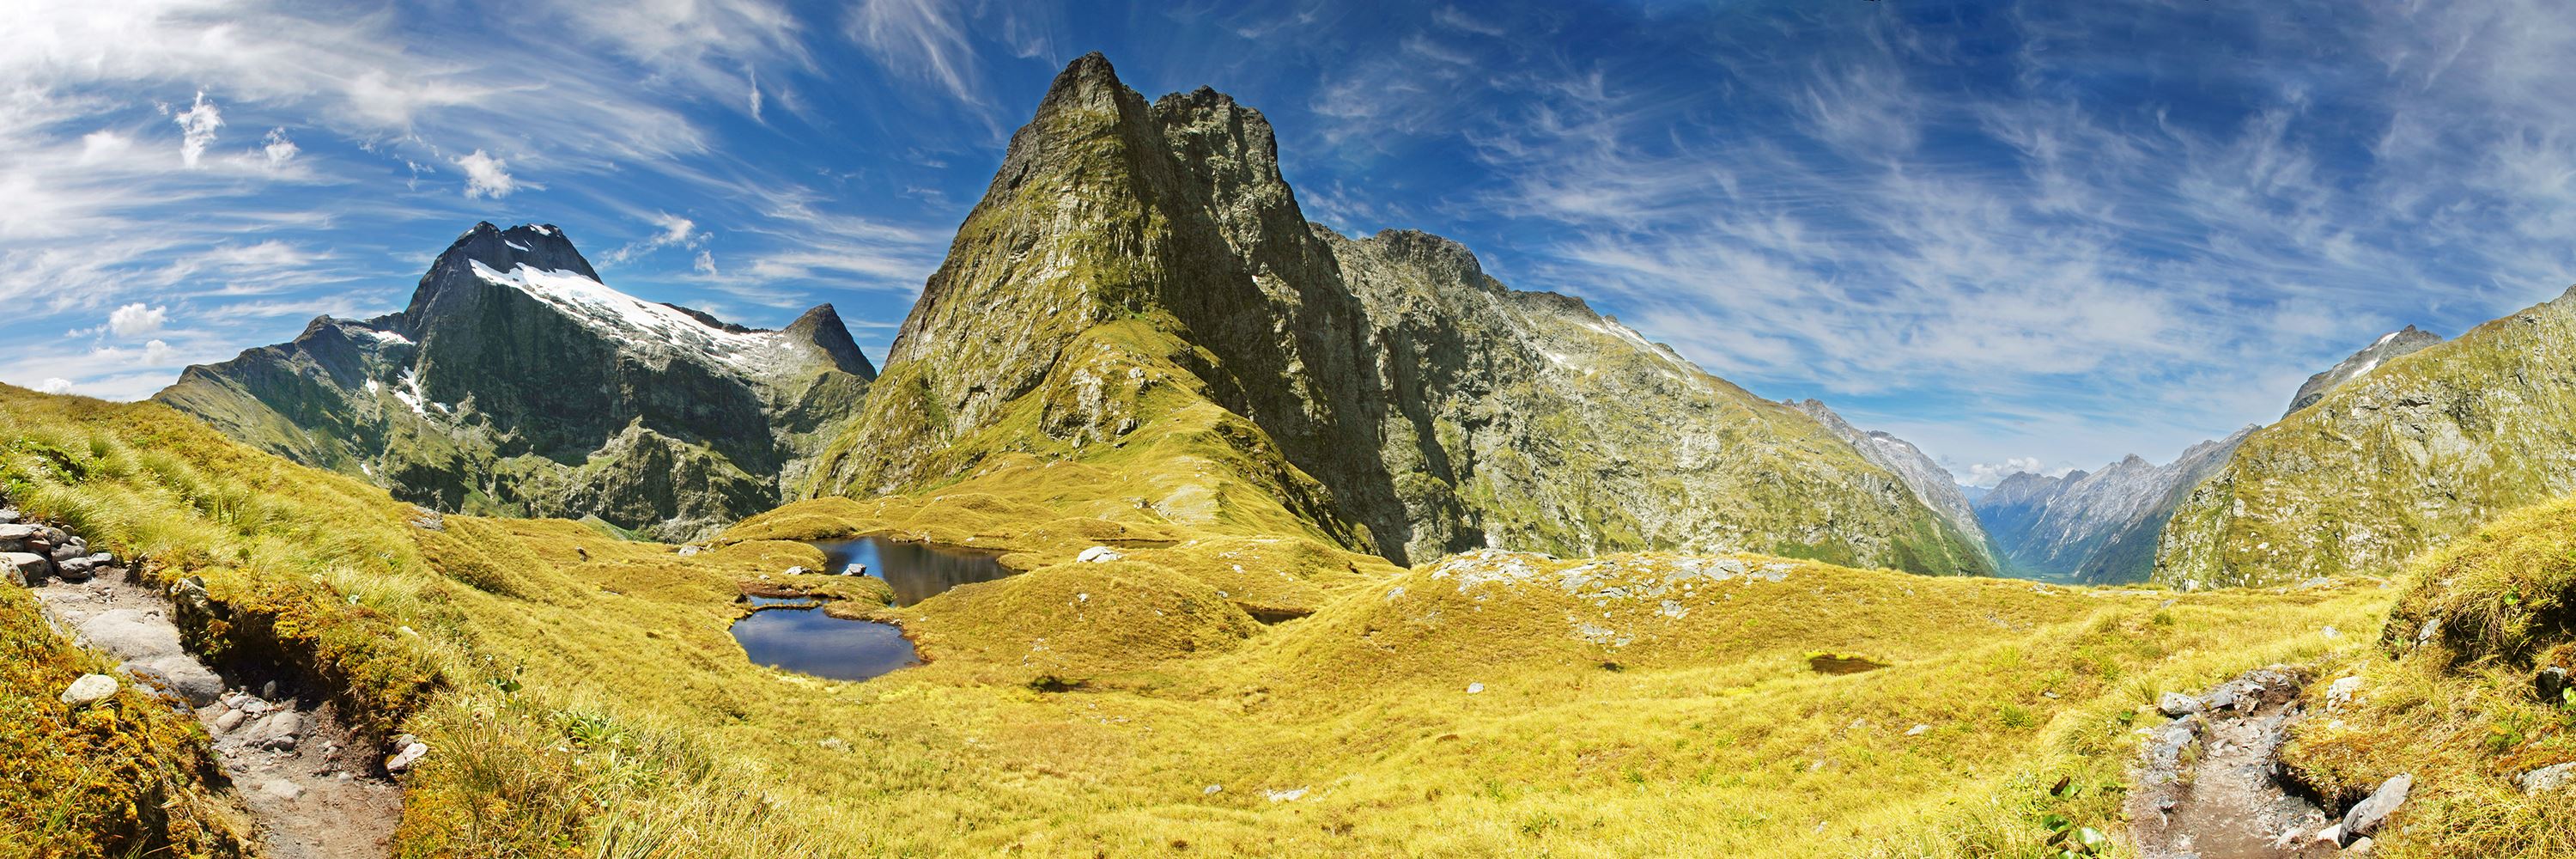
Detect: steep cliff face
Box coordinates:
(1974, 430, 2251, 583)
(1787, 399, 1994, 566)
(155, 222, 874, 540)
(2156, 299, 2576, 588)
(811, 54, 1990, 575)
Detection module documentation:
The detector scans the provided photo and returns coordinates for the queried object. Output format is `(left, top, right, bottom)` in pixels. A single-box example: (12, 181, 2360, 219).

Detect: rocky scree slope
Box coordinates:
(809, 54, 1987, 574)
(156, 222, 875, 542)
(1788, 399, 1995, 568)
(1973, 430, 2252, 584)
(2157, 299, 2576, 588)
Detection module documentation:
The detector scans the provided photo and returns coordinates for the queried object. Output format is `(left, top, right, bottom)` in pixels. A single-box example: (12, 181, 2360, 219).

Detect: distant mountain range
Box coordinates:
(155, 222, 874, 541)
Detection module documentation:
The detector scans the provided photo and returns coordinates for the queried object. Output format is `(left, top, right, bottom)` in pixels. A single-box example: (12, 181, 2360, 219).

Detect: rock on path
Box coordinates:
(2127, 667, 2347, 859)
(31, 570, 403, 859)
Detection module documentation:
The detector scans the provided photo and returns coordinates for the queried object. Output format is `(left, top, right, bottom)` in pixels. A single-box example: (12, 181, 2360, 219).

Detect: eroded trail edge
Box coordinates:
(2127, 667, 2370, 859)
(33, 568, 402, 858)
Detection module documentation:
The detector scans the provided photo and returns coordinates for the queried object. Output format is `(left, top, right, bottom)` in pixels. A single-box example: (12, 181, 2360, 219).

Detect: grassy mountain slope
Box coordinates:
(2157, 288, 2576, 588)
(4, 382, 2400, 856)
(2265, 497, 2576, 857)
(811, 54, 1988, 576)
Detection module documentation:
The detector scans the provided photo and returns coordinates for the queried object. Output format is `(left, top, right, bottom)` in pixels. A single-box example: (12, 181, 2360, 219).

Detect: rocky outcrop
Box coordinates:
(810, 54, 1990, 575)
(155, 223, 875, 541)
(2286, 326, 2441, 417)
(1974, 430, 2253, 583)
(2156, 296, 2576, 588)
(1788, 399, 1994, 567)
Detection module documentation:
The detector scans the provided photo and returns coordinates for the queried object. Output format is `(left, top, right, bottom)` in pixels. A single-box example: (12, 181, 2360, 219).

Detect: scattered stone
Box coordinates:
(0, 509, 18, 524)
(2322, 625, 2340, 638)
(817, 737, 848, 751)
(386, 740, 429, 774)
(3, 551, 51, 585)
(47, 536, 86, 563)
(2347, 836, 2375, 856)
(170, 576, 211, 613)
(260, 679, 277, 699)
(1203, 784, 1222, 795)
(2312, 824, 2343, 847)
(59, 673, 118, 708)
(2340, 773, 2411, 844)
(261, 779, 305, 801)
(246, 710, 303, 751)
(783, 566, 807, 576)
(2158, 691, 2203, 717)
(1077, 545, 1122, 564)
(214, 709, 247, 733)
(2415, 616, 2441, 649)
(2537, 667, 2569, 704)
(2518, 762, 2575, 794)
(2328, 676, 2364, 710)
(410, 506, 445, 531)
(676, 545, 703, 557)
(1466, 682, 1484, 694)
(1262, 787, 1307, 802)
(1905, 724, 1929, 737)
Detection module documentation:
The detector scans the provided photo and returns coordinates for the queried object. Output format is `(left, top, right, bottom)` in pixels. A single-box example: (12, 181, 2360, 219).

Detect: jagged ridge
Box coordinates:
(155, 222, 875, 541)
(809, 54, 1989, 575)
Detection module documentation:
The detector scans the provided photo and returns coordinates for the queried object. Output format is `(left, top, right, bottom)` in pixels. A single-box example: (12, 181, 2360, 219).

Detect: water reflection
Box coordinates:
(729, 608, 919, 681)
(809, 537, 1016, 607)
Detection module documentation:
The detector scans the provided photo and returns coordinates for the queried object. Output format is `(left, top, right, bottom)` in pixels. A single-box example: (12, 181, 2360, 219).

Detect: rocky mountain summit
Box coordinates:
(2284, 326, 2441, 417)
(155, 222, 875, 541)
(810, 53, 1988, 574)
(2158, 293, 2576, 588)
(1974, 430, 2253, 582)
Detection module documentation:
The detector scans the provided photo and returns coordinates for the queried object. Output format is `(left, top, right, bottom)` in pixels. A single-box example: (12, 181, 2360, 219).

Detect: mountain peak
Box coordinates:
(782, 303, 878, 380)
(408, 222, 599, 321)
(1039, 52, 1130, 116)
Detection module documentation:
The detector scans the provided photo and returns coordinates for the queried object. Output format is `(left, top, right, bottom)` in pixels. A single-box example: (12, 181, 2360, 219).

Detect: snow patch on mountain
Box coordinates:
(466, 259, 797, 378)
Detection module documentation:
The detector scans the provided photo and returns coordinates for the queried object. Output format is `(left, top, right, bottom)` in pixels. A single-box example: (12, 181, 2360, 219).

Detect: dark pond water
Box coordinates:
(808, 536, 1016, 607)
(730, 607, 920, 681)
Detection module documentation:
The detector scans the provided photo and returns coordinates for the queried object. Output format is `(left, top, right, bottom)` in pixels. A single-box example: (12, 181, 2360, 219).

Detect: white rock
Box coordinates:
(1466, 682, 1485, 694)
(1262, 787, 1308, 802)
(386, 740, 430, 774)
(2327, 676, 2364, 710)
(213, 709, 246, 733)
(59, 673, 118, 708)
(2157, 691, 2202, 717)
(2518, 761, 2576, 794)
(261, 779, 304, 801)
(1202, 784, 1222, 795)
(1077, 546, 1122, 564)
(1905, 724, 1930, 737)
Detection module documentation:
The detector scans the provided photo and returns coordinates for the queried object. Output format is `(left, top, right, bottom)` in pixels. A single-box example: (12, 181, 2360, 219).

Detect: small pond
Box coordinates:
(730, 607, 920, 681)
(729, 537, 1016, 681)
(808, 536, 1016, 607)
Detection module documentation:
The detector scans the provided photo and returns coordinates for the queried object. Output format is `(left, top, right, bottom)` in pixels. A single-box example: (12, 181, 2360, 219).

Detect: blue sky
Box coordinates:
(6, 1, 2574, 485)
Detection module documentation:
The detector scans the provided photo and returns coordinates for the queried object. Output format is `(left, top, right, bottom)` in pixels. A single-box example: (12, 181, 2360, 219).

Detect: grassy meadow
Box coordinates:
(16, 381, 2564, 856)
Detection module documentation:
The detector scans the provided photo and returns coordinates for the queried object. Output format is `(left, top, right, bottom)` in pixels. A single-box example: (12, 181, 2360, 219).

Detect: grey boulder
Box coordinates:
(2157, 691, 2202, 716)
(2341, 773, 2412, 844)
(59, 673, 118, 708)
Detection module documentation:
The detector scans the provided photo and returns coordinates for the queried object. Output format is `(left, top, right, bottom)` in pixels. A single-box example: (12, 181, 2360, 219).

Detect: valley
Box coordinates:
(7, 49, 2576, 859)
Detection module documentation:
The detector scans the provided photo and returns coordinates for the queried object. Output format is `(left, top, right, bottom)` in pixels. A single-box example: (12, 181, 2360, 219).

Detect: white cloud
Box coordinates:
(141, 338, 173, 364)
(173, 90, 222, 168)
(748, 68, 764, 119)
(107, 302, 166, 337)
(455, 149, 517, 198)
(37, 377, 72, 394)
(694, 249, 718, 275)
(1959, 457, 2071, 487)
(260, 127, 297, 167)
(602, 210, 706, 265)
(846, 0, 981, 105)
